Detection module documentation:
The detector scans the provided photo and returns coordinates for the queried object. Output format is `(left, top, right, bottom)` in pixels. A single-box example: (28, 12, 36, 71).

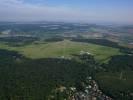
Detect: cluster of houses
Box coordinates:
(69, 76, 113, 100)
(58, 50, 92, 60)
(80, 51, 91, 55)
(48, 76, 113, 100)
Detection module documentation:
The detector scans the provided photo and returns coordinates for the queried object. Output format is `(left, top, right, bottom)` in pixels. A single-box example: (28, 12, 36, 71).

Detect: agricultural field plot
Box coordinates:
(95, 71, 133, 99)
(0, 40, 122, 62)
(95, 71, 133, 90)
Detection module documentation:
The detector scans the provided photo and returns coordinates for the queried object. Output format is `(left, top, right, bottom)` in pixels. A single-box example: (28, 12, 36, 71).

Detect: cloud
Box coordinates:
(0, 0, 132, 24)
(0, 0, 91, 22)
(0, 0, 23, 5)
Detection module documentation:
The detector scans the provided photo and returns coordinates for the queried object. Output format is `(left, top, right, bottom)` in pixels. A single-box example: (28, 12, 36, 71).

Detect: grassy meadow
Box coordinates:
(0, 40, 122, 62)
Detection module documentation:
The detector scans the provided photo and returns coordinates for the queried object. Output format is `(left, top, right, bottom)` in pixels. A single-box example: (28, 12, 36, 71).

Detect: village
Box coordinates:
(48, 76, 113, 100)
(69, 76, 113, 100)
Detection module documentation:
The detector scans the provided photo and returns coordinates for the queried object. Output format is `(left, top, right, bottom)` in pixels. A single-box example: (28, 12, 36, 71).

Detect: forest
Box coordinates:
(0, 47, 132, 100)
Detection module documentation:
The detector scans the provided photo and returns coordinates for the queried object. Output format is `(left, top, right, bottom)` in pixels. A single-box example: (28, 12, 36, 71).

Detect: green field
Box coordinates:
(95, 71, 133, 90)
(95, 71, 133, 99)
(0, 40, 122, 62)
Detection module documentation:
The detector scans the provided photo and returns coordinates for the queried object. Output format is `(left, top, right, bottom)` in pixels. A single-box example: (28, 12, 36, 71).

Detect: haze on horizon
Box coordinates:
(0, 0, 133, 24)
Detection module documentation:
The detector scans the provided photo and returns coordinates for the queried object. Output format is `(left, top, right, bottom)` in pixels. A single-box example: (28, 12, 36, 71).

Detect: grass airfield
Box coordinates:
(0, 40, 122, 62)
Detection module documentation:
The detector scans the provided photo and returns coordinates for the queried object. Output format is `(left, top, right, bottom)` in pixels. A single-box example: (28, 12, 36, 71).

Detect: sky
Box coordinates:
(0, 0, 133, 24)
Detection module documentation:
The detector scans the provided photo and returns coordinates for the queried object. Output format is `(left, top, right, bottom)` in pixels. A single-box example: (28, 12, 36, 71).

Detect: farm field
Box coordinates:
(0, 40, 122, 62)
(95, 71, 133, 99)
